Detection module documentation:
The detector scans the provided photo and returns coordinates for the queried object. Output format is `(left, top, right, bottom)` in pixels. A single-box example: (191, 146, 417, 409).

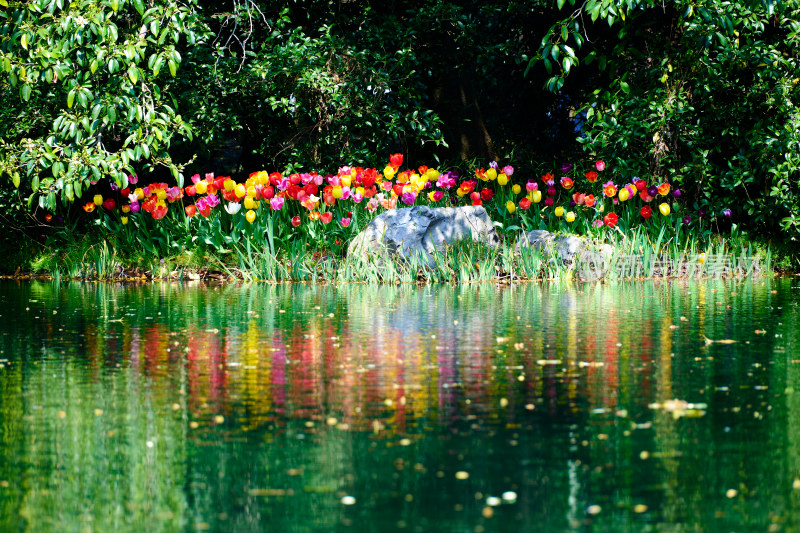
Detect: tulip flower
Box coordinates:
(603, 181, 617, 198)
(195, 180, 208, 195)
(480, 188, 493, 202)
(641, 206, 652, 219)
(93, 194, 103, 206)
(390, 153, 403, 168)
(503, 165, 514, 176)
(506, 201, 516, 214)
(320, 212, 333, 224)
(659, 202, 671, 216)
(565, 211, 576, 223)
(596, 161, 606, 171)
(497, 173, 508, 186)
(657, 183, 671, 196)
(554, 206, 564, 217)
(270, 197, 284, 211)
(185, 205, 197, 217)
(121, 216, 128, 225)
(519, 198, 531, 210)
(341, 217, 351, 227)
(585, 170, 598, 183)
(531, 190, 542, 203)
(584, 194, 596, 207)
(618, 187, 630, 202)
(603, 212, 618, 227)
(102, 198, 116, 210)
(401, 192, 417, 205)
(723, 208, 732, 218)
(83, 202, 95, 213)
(512, 184, 521, 195)
(682, 215, 691, 225)
(225, 202, 242, 215)
(560, 176, 574, 190)
(291, 216, 301, 227)
(246, 210, 256, 224)
(544, 197, 554, 207)
(561, 163, 573, 173)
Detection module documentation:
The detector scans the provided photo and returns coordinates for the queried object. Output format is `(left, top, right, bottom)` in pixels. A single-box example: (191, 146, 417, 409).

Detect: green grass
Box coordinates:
(10, 224, 773, 284)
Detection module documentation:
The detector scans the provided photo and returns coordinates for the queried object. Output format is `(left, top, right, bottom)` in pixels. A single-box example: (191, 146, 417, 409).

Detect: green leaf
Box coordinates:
(168, 59, 177, 77)
(128, 67, 139, 84)
(133, 0, 144, 15)
(21, 85, 31, 101)
(620, 81, 630, 94)
(67, 89, 75, 108)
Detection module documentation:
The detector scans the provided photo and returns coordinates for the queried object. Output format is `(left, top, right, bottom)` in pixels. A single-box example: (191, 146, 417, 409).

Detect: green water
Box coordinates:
(1, 279, 799, 532)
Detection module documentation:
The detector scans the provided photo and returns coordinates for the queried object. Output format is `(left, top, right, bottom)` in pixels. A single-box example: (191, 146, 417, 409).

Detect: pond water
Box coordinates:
(1, 278, 799, 532)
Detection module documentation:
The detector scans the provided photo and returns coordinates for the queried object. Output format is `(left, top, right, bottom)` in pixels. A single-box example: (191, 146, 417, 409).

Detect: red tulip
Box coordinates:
(185, 205, 197, 217)
(603, 212, 618, 227)
(480, 188, 493, 202)
(641, 206, 652, 219)
(291, 216, 301, 227)
(390, 153, 403, 168)
(320, 212, 333, 224)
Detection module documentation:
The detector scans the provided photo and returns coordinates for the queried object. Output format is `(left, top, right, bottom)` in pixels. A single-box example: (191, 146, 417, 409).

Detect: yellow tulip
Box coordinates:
(383, 165, 396, 180)
(531, 190, 542, 203)
(555, 206, 564, 217)
(244, 197, 257, 210)
(93, 194, 103, 206)
(486, 168, 497, 180)
(247, 186, 256, 198)
(246, 210, 256, 224)
(195, 180, 207, 195)
(456, 188, 466, 197)
(224, 179, 235, 192)
(506, 201, 516, 214)
(121, 216, 129, 225)
(121, 205, 131, 213)
(340, 176, 352, 188)
(156, 189, 167, 201)
(332, 186, 343, 199)
(565, 211, 576, 223)
(512, 184, 521, 195)
(497, 173, 508, 186)
(618, 187, 629, 202)
(234, 183, 246, 199)
(659, 202, 671, 216)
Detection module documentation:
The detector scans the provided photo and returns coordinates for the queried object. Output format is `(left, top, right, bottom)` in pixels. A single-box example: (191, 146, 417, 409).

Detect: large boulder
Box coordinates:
(348, 205, 499, 267)
(515, 230, 586, 263)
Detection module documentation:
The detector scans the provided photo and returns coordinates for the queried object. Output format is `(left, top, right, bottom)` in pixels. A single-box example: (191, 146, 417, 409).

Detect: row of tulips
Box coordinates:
(70, 154, 731, 252)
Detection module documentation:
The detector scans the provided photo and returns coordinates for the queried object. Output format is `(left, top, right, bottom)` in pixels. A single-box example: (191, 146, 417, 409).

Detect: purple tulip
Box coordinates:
(561, 163, 573, 174)
(682, 215, 691, 225)
(673, 188, 682, 198)
(723, 208, 732, 218)
(647, 186, 658, 197)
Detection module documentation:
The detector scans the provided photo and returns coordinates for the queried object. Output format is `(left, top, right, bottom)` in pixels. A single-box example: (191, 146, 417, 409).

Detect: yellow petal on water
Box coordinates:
(453, 320, 459, 325)
(94, 409, 103, 416)
(146, 440, 154, 448)
(587, 504, 601, 515)
(189, 421, 199, 429)
(58, 411, 66, 419)
(482, 507, 494, 518)
(633, 504, 648, 513)
(793, 478, 800, 490)
(726, 489, 738, 498)
(525, 404, 535, 410)
(341, 496, 356, 505)
(486, 497, 501, 507)
(501, 491, 517, 503)
(755, 329, 767, 335)
(455, 471, 469, 480)
(399, 438, 411, 446)
(640, 451, 650, 460)
(500, 398, 509, 408)
(172, 403, 181, 411)
(326, 417, 338, 426)
(214, 415, 225, 424)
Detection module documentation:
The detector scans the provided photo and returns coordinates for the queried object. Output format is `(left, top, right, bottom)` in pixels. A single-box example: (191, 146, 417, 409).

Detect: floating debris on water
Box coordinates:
(341, 496, 356, 505)
(649, 399, 707, 419)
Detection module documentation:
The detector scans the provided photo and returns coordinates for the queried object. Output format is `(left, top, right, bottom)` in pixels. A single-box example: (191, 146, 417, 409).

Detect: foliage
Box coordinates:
(537, 0, 800, 237)
(0, 0, 204, 211)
